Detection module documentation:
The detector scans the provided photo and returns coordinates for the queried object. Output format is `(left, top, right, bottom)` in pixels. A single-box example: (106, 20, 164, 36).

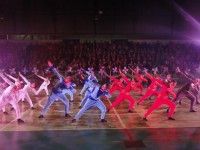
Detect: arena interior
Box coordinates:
(0, 0, 200, 150)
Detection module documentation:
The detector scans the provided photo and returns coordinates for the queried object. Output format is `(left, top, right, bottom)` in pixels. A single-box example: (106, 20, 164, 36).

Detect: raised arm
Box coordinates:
(177, 68, 194, 81)
(5, 73, 18, 82)
(19, 72, 30, 85)
(155, 78, 166, 87)
(36, 74, 46, 80)
(184, 71, 196, 80)
(130, 68, 140, 78)
(92, 75, 98, 82)
(86, 70, 98, 82)
(104, 72, 118, 81)
(48, 61, 64, 81)
(119, 69, 129, 83)
(0, 73, 15, 86)
(145, 72, 153, 81)
(180, 71, 194, 82)
(82, 69, 91, 76)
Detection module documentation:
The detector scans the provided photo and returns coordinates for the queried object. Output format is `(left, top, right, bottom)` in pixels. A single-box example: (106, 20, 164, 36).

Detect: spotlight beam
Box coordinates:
(170, 0, 200, 32)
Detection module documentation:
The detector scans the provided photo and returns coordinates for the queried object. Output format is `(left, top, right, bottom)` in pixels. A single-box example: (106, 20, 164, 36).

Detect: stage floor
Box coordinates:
(0, 88, 200, 150)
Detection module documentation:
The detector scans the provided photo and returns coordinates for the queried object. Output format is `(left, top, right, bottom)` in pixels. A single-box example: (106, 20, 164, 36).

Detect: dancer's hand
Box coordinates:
(119, 69, 123, 75)
(176, 67, 180, 73)
(48, 61, 53, 67)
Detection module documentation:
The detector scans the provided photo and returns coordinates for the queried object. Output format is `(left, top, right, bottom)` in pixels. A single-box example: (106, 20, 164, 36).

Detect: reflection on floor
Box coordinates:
(0, 88, 200, 150)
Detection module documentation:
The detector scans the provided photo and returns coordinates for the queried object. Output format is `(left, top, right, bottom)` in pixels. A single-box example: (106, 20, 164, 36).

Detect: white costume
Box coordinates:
(0, 73, 24, 122)
(18, 72, 37, 109)
(0, 82, 7, 113)
(35, 75, 50, 96)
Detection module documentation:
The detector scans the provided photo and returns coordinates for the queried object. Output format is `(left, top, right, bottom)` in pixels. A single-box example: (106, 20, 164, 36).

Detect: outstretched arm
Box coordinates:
(19, 72, 30, 85)
(104, 72, 118, 81)
(119, 69, 129, 83)
(82, 68, 91, 76)
(176, 68, 194, 81)
(36, 74, 46, 80)
(130, 68, 140, 78)
(5, 73, 18, 82)
(179, 71, 194, 81)
(48, 60, 64, 82)
(145, 72, 153, 81)
(0, 73, 14, 86)
(184, 71, 196, 80)
(92, 76, 98, 82)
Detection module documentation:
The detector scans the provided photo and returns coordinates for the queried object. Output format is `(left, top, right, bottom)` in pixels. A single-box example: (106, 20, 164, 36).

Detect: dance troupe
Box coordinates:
(0, 61, 199, 123)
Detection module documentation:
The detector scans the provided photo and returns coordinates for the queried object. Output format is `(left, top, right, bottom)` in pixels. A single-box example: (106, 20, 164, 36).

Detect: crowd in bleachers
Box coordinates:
(0, 40, 200, 85)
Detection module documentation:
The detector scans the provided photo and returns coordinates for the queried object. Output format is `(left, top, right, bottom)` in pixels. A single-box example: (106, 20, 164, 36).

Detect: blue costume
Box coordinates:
(79, 70, 98, 95)
(79, 80, 97, 108)
(73, 84, 111, 122)
(39, 66, 74, 118)
(79, 87, 95, 108)
(62, 83, 76, 102)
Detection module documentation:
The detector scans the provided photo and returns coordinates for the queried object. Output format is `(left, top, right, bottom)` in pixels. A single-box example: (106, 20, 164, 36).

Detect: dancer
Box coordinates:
(137, 72, 160, 105)
(18, 72, 37, 109)
(104, 72, 125, 94)
(178, 78, 200, 105)
(172, 68, 198, 112)
(4, 73, 23, 111)
(62, 82, 76, 102)
(72, 82, 111, 123)
(0, 73, 24, 123)
(130, 68, 147, 95)
(38, 61, 74, 118)
(0, 82, 8, 114)
(189, 79, 200, 104)
(78, 78, 98, 109)
(35, 74, 50, 96)
(107, 69, 138, 113)
(143, 80, 177, 121)
(79, 69, 98, 95)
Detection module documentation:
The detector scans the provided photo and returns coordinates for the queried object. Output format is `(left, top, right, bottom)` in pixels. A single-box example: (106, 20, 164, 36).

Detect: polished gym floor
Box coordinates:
(0, 88, 200, 150)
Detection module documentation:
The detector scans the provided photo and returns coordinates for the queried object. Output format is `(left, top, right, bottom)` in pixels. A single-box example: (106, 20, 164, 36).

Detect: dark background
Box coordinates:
(0, 0, 199, 39)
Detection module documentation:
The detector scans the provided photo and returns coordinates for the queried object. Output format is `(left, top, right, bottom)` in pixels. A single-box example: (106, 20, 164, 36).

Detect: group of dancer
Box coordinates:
(0, 60, 200, 124)
(0, 70, 50, 122)
(38, 61, 200, 123)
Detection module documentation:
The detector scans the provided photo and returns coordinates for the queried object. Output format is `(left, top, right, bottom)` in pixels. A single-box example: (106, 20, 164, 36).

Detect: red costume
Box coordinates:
(143, 80, 176, 121)
(107, 75, 124, 94)
(107, 71, 138, 113)
(138, 72, 159, 105)
(131, 69, 147, 95)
